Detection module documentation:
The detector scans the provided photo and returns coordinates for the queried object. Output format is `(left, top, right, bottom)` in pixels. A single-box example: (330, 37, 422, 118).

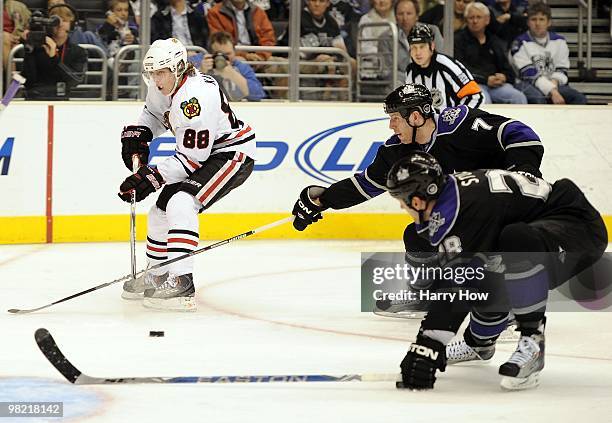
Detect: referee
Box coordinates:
(405, 24, 485, 110)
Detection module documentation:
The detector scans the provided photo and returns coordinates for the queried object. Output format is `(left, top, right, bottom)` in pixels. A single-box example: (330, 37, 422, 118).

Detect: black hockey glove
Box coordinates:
(398, 335, 447, 390)
(121, 125, 153, 171)
(292, 186, 328, 231)
(118, 165, 164, 202)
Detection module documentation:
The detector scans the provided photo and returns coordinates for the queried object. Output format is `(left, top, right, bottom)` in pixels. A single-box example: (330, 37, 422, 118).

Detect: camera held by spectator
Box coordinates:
(24, 11, 60, 51)
(189, 31, 265, 101)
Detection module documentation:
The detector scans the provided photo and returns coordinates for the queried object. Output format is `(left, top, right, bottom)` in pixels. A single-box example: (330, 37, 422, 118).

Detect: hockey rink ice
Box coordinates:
(1, 240, 612, 422)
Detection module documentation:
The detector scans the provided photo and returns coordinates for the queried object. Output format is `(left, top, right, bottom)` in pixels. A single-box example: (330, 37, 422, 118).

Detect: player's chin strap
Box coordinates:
(404, 111, 428, 145)
(407, 194, 429, 226)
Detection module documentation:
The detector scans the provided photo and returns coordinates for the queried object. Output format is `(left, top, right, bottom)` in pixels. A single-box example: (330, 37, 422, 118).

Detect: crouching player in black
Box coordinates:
(386, 151, 607, 390)
(291, 83, 545, 360)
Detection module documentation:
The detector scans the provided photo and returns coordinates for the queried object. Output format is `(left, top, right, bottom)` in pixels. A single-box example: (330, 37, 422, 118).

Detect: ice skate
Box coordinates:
(373, 298, 426, 319)
(143, 273, 196, 312)
(446, 337, 495, 364)
(121, 272, 168, 300)
(499, 330, 545, 391)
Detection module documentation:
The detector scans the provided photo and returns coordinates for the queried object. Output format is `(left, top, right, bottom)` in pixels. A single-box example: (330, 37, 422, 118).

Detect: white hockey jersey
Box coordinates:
(510, 31, 570, 96)
(138, 71, 256, 183)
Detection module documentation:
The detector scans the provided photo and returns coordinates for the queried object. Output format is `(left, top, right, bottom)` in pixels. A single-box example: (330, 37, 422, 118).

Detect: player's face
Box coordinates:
(528, 13, 551, 38)
(396, 1, 418, 33)
(388, 112, 413, 143)
(410, 43, 433, 67)
(150, 68, 176, 96)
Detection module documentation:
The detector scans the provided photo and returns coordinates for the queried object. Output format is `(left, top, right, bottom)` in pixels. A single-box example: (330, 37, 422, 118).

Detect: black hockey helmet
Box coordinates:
(386, 151, 446, 204)
(407, 23, 434, 45)
(383, 83, 434, 120)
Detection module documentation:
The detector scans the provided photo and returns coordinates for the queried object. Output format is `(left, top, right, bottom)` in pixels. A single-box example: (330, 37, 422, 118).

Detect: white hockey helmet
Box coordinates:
(142, 38, 188, 93)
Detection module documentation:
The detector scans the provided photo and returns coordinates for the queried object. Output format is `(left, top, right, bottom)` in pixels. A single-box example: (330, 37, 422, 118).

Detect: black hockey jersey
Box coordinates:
(416, 169, 602, 254)
(319, 105, 544, 209)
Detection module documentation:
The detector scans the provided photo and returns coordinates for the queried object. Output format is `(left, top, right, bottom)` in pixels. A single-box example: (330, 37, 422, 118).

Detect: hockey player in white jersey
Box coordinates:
(118, 38, 256, 311)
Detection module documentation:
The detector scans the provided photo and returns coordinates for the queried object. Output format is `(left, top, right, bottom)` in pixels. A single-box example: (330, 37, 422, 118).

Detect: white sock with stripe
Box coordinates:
(166, 191, 200, 276)
(146, 206, 169, 276)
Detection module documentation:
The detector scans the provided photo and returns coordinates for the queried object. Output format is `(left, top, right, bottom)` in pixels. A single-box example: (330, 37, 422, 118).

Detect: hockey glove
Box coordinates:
(292, 186, 328, 231)
(118, 165, 164, 202)
(398, 335, 447, 390)
(121, 125, 153, 170)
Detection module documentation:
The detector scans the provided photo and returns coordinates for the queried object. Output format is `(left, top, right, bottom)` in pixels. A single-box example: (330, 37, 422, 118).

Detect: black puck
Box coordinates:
(149, 331, 165, 337)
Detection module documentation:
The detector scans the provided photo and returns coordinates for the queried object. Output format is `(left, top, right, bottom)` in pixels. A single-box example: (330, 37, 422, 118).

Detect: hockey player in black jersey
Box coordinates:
(386, 151, 607, 390)
(291, 83, 544, 353)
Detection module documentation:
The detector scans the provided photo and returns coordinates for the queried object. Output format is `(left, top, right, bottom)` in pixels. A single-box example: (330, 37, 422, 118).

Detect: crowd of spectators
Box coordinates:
(1, 0, 589, 104)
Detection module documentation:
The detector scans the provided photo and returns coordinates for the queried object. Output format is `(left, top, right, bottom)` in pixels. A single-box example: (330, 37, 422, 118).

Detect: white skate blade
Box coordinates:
(121, 291, 144, 300)
(500, 371, 540, 391)
(449, 357, 493, 366)
(143, 296, 197, 312)
(373, 310, 426, 320)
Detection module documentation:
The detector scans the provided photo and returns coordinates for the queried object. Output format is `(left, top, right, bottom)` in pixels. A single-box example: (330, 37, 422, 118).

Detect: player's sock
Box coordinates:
(166, 192, 200, 276)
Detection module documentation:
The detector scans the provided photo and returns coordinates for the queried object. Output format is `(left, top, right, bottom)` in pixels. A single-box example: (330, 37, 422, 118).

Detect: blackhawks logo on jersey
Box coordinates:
(181, 97, 201, 119)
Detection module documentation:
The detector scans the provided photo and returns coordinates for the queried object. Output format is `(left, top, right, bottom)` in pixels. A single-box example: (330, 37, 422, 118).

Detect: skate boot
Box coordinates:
(121, 272, 168, 300)
(499, 322, 545, 391)
(373, 298, 426, 319)
(143, 273, 196, 312)
(446, 332, 496, 365)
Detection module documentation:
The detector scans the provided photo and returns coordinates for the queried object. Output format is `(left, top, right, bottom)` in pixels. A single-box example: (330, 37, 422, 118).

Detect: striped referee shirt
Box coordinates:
(405, 52, 484, 110)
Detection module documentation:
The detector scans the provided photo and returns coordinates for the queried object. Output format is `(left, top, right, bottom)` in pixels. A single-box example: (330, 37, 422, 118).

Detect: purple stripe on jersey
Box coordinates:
(520, 66, 538, 79)
(548, 31, 566, 41)
(354, 172, 385, 197)
(505, 267, 549, 309)
(429, 176, 460, 246)
(501, 121, 541, 148)
(436, 106, 469, 136)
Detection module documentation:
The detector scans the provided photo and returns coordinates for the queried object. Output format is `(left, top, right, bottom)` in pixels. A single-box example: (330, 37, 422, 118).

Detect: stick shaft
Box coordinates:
(129, 155, 140, 279)
(0, 74, 26, 113)
(9, 216, 293, 314)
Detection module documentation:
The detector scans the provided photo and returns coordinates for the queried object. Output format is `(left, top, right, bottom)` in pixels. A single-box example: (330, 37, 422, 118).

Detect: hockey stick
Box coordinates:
(0, 73, 26, 118)
(129, 155, 140, 280)
(35, 328, 399, 385)
(8, 216, 294, 314)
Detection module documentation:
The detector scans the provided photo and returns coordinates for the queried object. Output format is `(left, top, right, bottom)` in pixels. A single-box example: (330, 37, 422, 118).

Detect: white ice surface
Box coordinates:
(1, 240, 611, 422)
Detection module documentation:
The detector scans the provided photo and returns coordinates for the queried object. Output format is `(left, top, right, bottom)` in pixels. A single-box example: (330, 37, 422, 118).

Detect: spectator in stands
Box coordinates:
(279, 0, 355, 100)
(151, 0, 210, 49)
(358, 0, 395, 71)
(128, 0, 157, 26)
(379, 0, 443, 87)
(192, 30, 266, 101)
(98, 0, 139, 62)
(488, 0, 527, 49)
(3, 0, 30, 70)
(22, 4, 87, 99)
(47, 0, 107, 52)
(421, 0, 472, 33)
(207, 0, 276, 62)
(454, 2, 526, 103)
(405, 23, 483, 109)
(328, 0, 362, 58)
(511, 2, 587, 104)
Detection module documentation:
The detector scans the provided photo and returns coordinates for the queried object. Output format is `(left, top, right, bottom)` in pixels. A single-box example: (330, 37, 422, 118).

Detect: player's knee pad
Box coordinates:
(166, 191, 200, 216)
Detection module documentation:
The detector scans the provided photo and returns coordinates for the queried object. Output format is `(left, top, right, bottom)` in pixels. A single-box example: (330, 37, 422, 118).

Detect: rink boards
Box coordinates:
(1, 102, 611, 243)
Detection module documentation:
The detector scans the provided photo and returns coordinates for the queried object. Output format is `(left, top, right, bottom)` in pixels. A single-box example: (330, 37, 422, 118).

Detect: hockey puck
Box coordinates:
(149, 331, 164, 337)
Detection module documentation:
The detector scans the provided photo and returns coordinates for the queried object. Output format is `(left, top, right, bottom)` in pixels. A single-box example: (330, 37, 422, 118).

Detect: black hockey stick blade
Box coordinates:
(35, 328, 83, 384)
(35, 328, 399, 385)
